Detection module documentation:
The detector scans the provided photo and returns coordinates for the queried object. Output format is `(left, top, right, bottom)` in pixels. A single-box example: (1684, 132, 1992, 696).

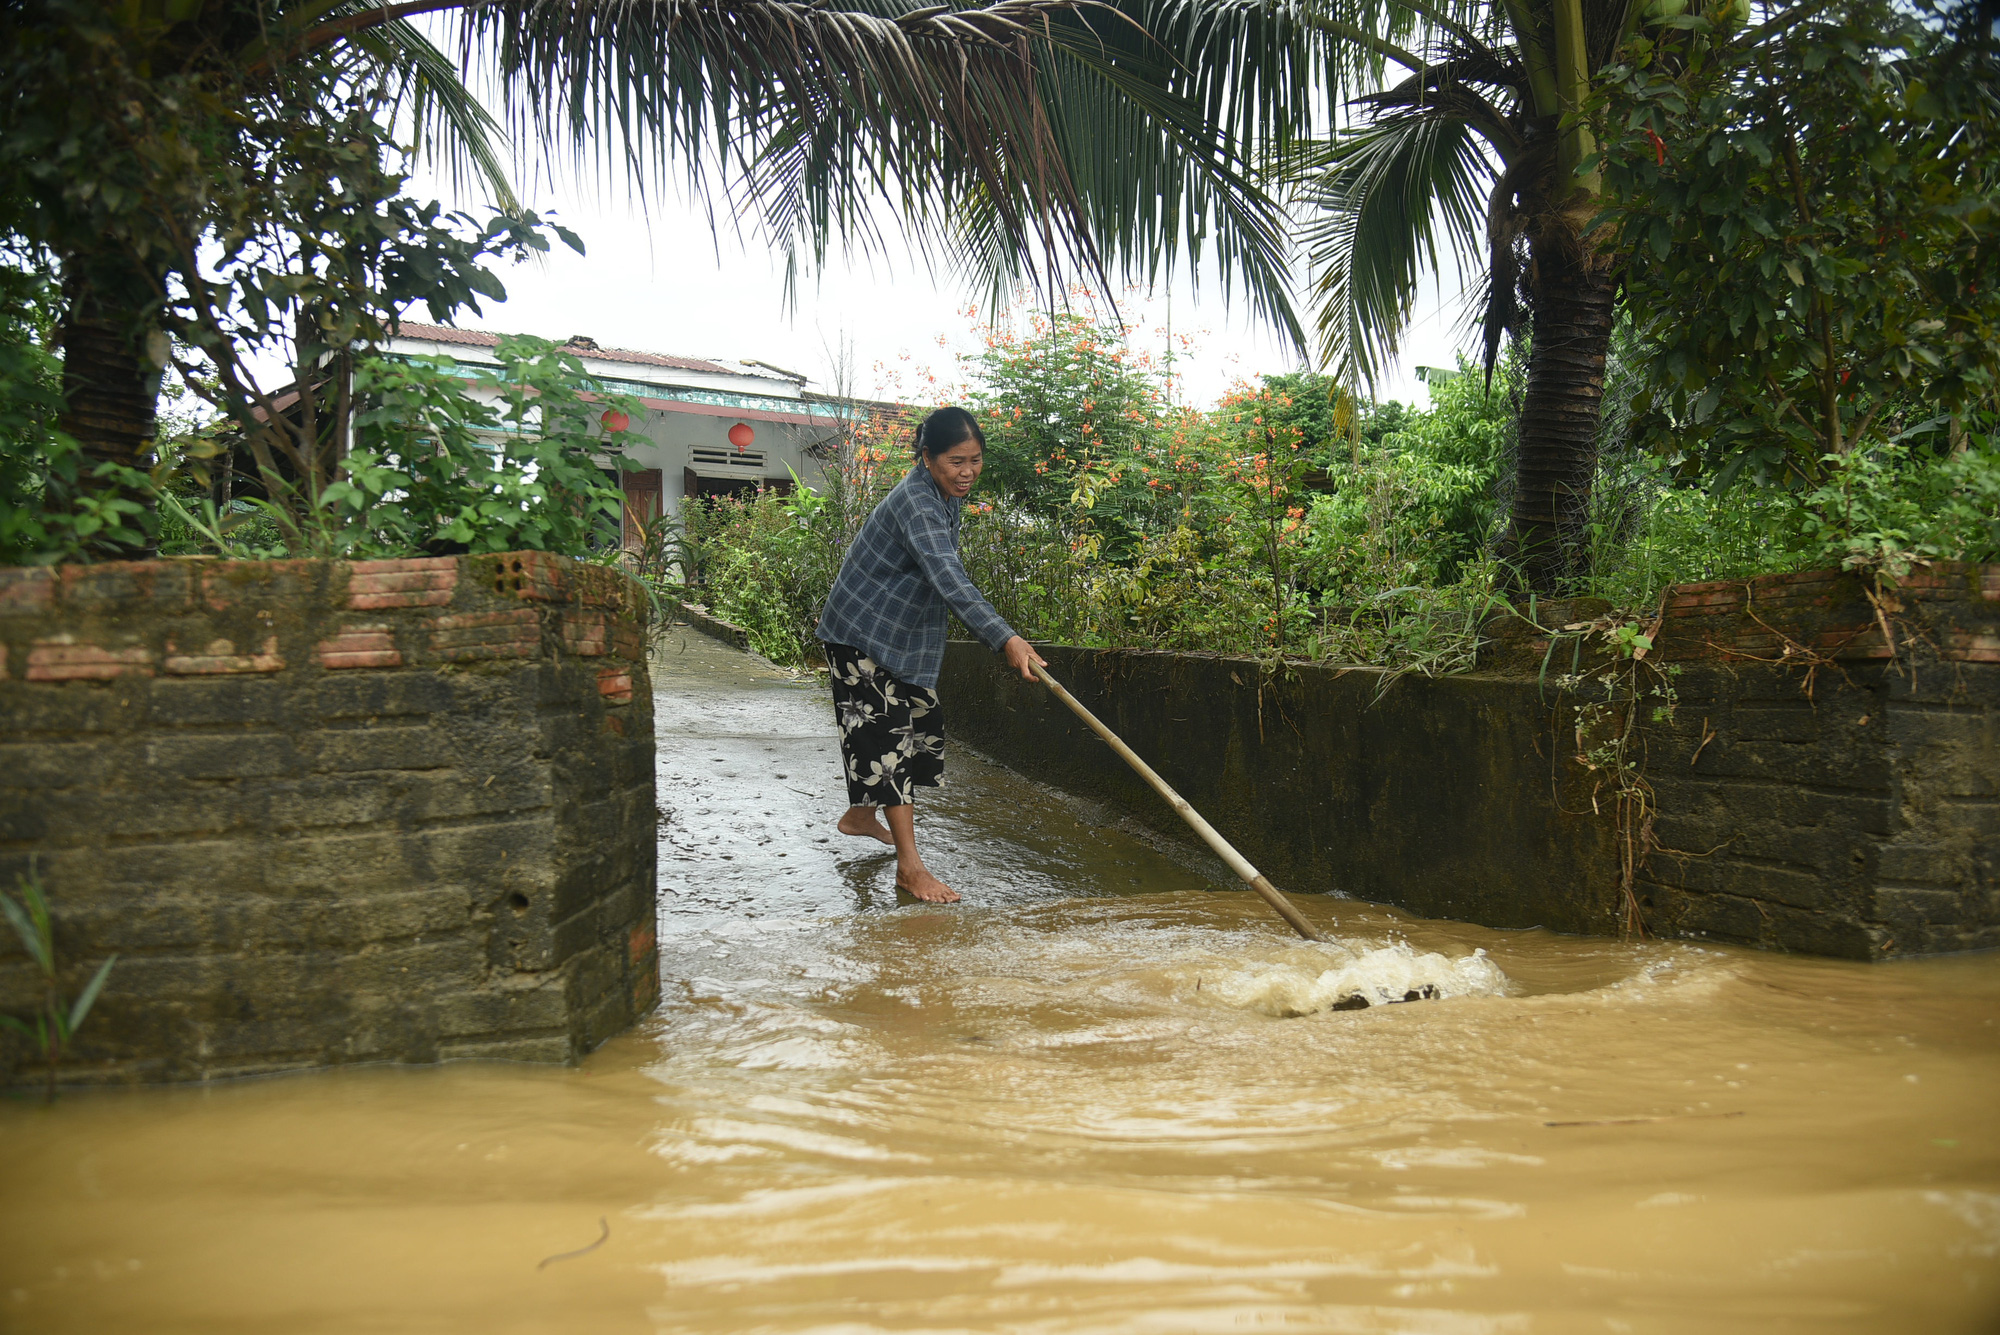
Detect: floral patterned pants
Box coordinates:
(824, 642, 945, 808)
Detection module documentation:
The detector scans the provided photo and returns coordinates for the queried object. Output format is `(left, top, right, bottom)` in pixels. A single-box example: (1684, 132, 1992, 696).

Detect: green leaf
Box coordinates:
(66, 955, 118, 1034)
(0, 890, 52, 973)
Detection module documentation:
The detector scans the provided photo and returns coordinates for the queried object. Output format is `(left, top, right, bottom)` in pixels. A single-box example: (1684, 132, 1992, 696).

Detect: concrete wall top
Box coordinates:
(1479, 563, 2000, 675)
(0, 551, 649, 686)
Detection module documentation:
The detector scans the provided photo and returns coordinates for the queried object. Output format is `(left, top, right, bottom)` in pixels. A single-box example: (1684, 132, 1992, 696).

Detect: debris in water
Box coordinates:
(537, 1217, 609, 1270)
(1316, 984, 1439, 1015)
(1206, 943, 1508, 1018)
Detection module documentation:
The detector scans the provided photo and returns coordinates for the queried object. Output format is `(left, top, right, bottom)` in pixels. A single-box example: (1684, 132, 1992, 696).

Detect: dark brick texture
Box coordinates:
(944, 565, 1997, 960)
(0, 552, 659, 1087)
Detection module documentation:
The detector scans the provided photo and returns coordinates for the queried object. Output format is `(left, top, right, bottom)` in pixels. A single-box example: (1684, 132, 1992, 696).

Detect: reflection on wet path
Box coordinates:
(4, 630, 1999, 1334)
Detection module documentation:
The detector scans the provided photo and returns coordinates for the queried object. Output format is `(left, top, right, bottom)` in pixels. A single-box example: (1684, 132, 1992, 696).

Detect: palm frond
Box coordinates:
(259, 5, 520, 213)
(1294, 112, 1493, 386)
(1473, 140, 1548, 383)
(435, 0, 1085, 301)
(354, 18, 522, 213)
(1035, 31, 1303, 349)
(1295, 0, 1520, 92)
(420, 0, 1319, 342)
(1355, 70, 1520, 156)
(850, 0, 1318, 348)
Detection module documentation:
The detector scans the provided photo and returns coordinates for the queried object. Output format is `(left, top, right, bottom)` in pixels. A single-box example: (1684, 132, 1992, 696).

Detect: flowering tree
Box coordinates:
(961, 306, 1170, 535)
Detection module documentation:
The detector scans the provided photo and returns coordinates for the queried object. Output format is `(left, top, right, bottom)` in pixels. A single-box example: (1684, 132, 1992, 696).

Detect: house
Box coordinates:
(381, 323, 857, 538)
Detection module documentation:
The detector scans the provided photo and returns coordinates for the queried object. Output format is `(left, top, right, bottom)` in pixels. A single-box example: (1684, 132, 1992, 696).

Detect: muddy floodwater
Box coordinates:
(5, 632, 1999, 1334)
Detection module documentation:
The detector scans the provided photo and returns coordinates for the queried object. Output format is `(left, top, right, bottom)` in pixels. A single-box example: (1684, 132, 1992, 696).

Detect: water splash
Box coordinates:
(1207, 941, 1510, 1017)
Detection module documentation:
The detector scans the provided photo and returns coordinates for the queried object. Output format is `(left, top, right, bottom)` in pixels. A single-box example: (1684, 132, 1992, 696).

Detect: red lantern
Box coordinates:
(600, 409, 631, 434)
(728, 422, 755, 452)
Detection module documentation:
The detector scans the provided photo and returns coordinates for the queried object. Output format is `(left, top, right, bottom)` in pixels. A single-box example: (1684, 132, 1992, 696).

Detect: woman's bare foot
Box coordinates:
(896, 866, 961, 904)
(837, 805, 896, 847)
(877, 803, 959, 903)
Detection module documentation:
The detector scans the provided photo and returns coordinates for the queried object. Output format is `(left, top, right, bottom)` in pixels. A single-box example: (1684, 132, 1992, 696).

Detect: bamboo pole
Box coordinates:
(1029, 662, 1321, 942)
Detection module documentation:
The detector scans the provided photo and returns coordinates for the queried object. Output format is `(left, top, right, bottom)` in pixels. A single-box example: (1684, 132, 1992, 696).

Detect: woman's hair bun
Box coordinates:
(913, 405, 986, 460)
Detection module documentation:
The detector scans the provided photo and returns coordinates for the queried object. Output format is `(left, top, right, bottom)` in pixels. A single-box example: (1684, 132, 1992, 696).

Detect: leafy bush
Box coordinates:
(322, 340, 635, 557)
(1795, 436, 2000, 579)
(1601, 0, 2000, 485)
(963, 309, 1171, 534)
(666, 293, 1998, 679)
(674, 329, 1517, 672)
(59, 337, 640, 565)
(1586, 432, 2000, 605)
(679, 486, 848, 666)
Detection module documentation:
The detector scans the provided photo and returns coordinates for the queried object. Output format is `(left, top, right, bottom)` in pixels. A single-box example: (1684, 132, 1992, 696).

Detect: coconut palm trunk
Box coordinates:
(1294, 0, 1811, 594)
(55, 267, 161, 557)
(1503, 224, 1617, 588)
(57, 312, 156, 474)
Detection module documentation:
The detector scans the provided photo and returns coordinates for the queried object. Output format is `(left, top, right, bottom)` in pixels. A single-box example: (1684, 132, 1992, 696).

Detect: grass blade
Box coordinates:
(0, 891, 52, 973)
(66, 955, 119, 1035)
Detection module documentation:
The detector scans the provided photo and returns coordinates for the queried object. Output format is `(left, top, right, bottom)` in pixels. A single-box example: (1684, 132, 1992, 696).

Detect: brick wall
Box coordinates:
(944, 564, 1997, 960)
(1636, 565, 1997, 957)
(0, 552, 659, 1087)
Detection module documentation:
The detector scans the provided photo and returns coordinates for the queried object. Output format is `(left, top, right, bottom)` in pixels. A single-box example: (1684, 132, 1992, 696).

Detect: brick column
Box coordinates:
(0, 552, 659, 1086)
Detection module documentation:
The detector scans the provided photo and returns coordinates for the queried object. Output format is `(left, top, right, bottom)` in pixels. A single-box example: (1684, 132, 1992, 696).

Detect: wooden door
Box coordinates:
(621, 469, 663, 549)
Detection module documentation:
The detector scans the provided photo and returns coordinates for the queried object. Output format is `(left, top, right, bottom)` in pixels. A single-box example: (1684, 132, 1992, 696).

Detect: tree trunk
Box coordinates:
(55, 269, 160, 556)
(1501, 226, 1617, 594)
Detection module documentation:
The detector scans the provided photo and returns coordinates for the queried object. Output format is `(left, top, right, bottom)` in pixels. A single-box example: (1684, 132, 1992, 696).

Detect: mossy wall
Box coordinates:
(945, 565, 1998, 959)
(0, 551, 659, 1086)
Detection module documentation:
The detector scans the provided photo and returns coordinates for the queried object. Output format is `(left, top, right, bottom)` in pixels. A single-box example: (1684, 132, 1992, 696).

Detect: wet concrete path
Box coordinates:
(650, 629, 1231, 930)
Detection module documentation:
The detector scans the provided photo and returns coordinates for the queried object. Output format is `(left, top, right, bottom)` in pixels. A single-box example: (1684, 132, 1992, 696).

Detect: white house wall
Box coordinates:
(377, 334, 846, 518)
(618, 405, 837, 520)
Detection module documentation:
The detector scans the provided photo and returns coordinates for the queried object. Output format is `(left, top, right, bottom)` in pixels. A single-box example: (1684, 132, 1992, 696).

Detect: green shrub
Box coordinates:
(1587, 433, 2000, 606)
(672, 307, 1998, 679)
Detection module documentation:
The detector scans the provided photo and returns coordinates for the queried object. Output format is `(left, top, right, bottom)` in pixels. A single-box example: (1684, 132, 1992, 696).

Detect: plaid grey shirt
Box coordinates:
(816, 465, 1018, 689)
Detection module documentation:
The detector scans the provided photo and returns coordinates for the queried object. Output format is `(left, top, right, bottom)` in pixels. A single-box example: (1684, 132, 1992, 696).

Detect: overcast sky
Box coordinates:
(406, 168, 1476, 413)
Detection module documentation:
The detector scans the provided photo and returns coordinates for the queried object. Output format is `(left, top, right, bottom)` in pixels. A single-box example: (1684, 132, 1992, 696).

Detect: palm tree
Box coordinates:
(6, 3, 522, 523)
(2, 0, 1313, 547)
(1290, 0, 1825, 591)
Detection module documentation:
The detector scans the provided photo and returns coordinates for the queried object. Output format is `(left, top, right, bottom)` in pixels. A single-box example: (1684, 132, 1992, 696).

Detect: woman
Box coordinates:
(816, 405, 1046, 903)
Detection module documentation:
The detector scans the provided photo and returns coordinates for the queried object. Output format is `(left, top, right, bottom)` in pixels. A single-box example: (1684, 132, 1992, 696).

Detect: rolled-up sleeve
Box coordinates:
(901, 504, 1018, 653)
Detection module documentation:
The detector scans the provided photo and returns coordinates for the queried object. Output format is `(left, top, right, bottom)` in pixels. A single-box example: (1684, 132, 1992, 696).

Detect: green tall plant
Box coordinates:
(2, 0, 1313, 555)
(963, 309, 1172, 537)
(1, 866, 117, 1104)
(1600, 0, 2000, 488)
(1283, 0, 1848, 589)
(1200, 378, 1356, 648)
(329, 339, 640, 557)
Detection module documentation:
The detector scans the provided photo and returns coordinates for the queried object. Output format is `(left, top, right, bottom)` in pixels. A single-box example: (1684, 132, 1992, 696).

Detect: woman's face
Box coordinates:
(924, 437, 984, 499)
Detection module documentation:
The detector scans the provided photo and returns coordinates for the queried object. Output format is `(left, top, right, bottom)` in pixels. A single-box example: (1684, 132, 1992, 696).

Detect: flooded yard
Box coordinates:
(4, 631, 1997, 1333)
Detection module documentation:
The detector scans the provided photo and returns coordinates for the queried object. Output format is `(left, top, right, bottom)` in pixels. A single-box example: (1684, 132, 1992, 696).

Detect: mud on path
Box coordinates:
(3, 631, 1998, 1334)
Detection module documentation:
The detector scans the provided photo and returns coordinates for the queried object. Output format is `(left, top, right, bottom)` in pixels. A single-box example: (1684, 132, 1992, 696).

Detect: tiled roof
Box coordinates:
(389, 322, 739, 377)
